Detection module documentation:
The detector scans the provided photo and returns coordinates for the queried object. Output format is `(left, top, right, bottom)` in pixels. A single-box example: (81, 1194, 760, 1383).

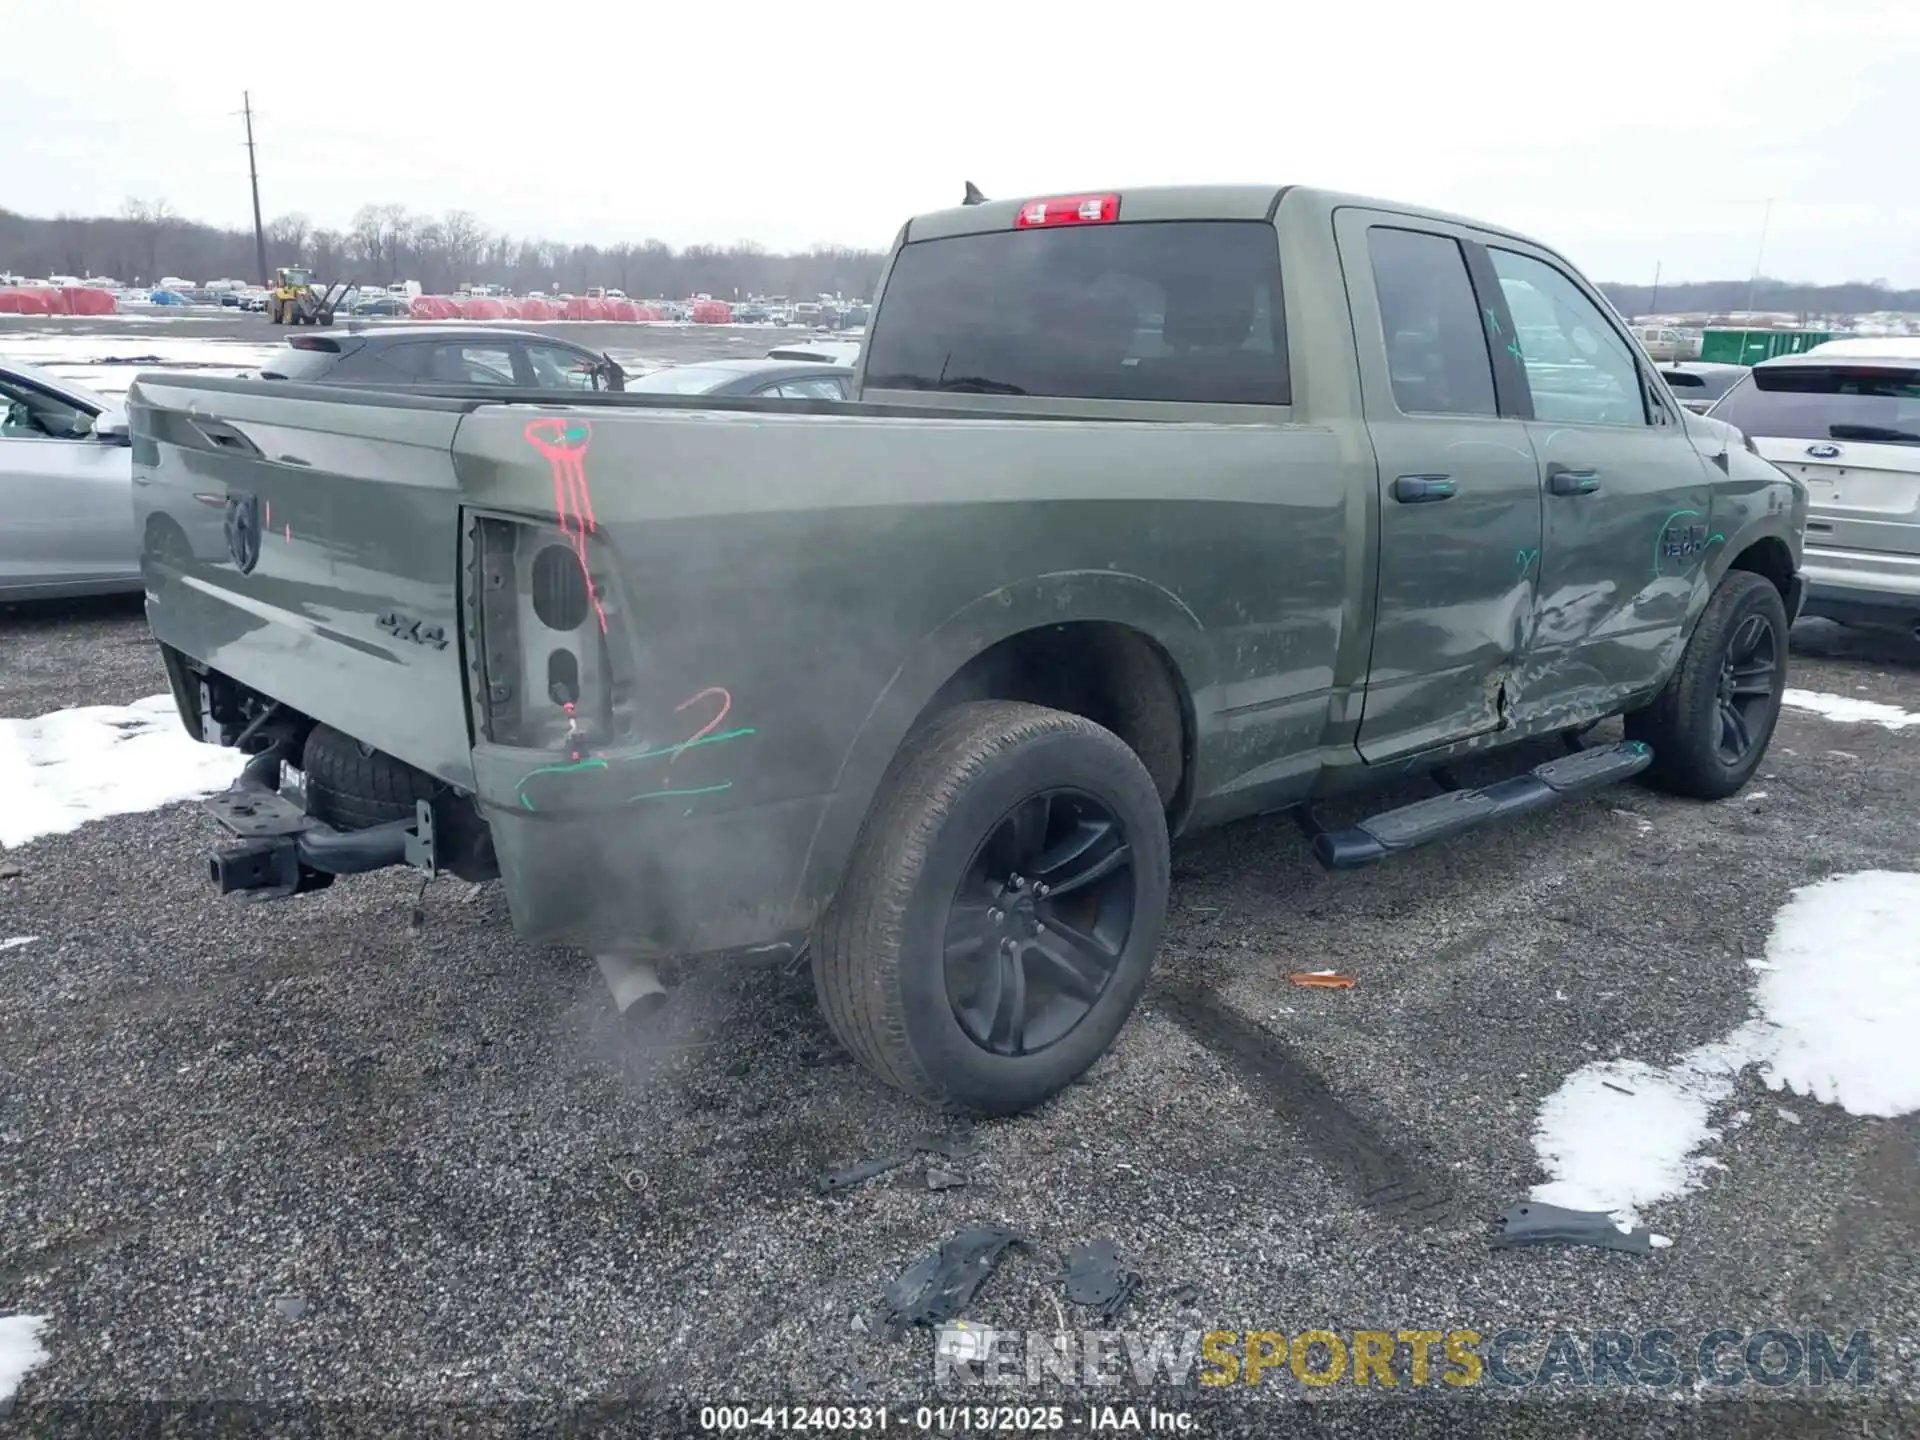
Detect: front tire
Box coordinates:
(814, 701, 1171, 1114)
(1627, 570, 1789, 799)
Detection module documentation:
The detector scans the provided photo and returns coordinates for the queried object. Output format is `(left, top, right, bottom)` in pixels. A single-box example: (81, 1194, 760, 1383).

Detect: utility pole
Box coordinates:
(243, 91, 268, 287)
(1743, 198, 1773, 319)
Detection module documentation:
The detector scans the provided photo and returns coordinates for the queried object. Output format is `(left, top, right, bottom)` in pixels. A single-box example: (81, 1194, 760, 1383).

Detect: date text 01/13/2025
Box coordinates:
(698, 1404, 1197, 1432)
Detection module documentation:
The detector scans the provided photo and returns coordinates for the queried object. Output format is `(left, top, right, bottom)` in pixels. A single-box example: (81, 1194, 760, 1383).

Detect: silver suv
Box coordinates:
(1708, 337, 1920, 634)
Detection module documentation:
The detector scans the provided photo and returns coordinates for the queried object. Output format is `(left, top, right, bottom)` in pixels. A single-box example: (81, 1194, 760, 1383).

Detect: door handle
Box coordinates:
(1546, 465, 1601, 496)
(1391, 474, 1457, 504)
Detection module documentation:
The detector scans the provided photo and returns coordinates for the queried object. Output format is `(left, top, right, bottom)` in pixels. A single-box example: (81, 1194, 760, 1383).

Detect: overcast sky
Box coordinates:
(6, 0, 1918, 286)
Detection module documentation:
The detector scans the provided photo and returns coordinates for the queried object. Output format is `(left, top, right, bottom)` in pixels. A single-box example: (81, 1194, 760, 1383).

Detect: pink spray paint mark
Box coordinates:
(523, 418, 608, 632)
(668, 687, 732, 771)
(284, 524, 292, 543)
(263, 499, 271, 525)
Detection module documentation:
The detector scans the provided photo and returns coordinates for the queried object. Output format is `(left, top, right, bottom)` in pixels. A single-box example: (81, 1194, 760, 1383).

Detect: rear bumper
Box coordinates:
(1797, 545, 1920, 625)
(1801, 547, 1920, 625)
(470, 742, 830, 958)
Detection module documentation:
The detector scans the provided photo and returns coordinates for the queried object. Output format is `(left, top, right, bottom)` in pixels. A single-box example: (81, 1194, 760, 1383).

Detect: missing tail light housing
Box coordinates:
(465, 513, 633, 750)
(1014, 194, 1120, 228)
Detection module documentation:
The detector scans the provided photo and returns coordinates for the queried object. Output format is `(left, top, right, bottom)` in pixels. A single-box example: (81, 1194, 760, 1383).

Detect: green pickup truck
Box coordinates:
(129, 184, 1807, 1114)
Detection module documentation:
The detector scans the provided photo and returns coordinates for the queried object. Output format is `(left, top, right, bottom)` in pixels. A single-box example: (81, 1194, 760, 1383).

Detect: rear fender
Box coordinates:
(790, 569, 1211, 919)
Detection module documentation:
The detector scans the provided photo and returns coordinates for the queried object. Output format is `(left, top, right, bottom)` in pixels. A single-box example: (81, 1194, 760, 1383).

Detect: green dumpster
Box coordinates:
(1699, 328, 1834, 365)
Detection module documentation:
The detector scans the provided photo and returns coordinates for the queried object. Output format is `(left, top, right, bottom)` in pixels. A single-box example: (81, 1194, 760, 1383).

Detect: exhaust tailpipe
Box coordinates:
(596, 952, 669, 1019)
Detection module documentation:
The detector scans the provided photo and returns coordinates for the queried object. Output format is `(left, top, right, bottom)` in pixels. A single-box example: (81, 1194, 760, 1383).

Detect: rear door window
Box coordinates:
(864, 220, 1288, 405)
(1709, 365, 1920, 444)
(419, 344, 515, 385)
(1365, 228, 1498, 417)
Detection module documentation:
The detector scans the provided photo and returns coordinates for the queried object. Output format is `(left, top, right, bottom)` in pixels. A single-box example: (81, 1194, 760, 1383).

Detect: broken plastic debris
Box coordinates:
(1287, 971, 1355, 989)
(915, 1130, 980, 1160)
(882, 1225, 1027, 1335)
(818, 1156, 911, 1194)
(272, 1294, 310, 1320)
(1172, 1282, 1200, 1307)
(1490, 1201, 1654, 1256)
(1062, 1239, 1143, 1322)
(927, 1168, 969, 1191)
(1777, 1108, 1802, 1126)
(820, 1131, 982, 1194)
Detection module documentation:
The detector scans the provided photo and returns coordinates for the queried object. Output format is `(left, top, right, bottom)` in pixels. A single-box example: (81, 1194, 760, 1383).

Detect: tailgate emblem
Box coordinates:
(377, 610, 449, 650)
(223, 491, 262, 574)
(1806, 443, 1841, 459)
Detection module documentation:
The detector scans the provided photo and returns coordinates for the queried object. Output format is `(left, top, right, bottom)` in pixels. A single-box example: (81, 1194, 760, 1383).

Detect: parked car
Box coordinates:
(1633, 324, 1702, 362)
(258, 327, 625, 390)
(1659, 361, 1749, 414)
(131, 184, 1803, 1116)
(0, 360, 136, 600)
(1706, 337, 1920, 633)
(766, 340, 861, 367)
(623, 358, 854, 399)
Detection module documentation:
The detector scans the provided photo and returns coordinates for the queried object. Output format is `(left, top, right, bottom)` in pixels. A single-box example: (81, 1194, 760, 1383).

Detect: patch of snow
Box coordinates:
(1649, 1234, 1673, 1249)
(1530, 871, 1920, 1229)
(0, 1314, 50, 1405)
(1745, 790, 1768, 801)
(0, 937, 37, 952)
(0, 695, 247, 849)
(1776, 1108, 1802, 1125)
(1782, 690, 1920, 731)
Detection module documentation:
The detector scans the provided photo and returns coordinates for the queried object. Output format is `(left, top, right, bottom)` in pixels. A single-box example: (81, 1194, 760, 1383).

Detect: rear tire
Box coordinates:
(814, 701, 1170, 1115)
(1626, 571, 1788, 799)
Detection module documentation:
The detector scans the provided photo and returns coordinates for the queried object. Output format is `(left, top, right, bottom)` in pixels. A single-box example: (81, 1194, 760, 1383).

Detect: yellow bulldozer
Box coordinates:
(267, 267, 352, 326)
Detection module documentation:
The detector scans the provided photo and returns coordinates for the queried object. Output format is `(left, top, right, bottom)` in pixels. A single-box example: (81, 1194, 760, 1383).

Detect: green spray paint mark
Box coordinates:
(1507, 339, 1524, 360)
(623, 780, 733, 805)
(1484, 307, 1502, 336)
(514, 726, 758, 810)
(1515, 547, 1539, 575)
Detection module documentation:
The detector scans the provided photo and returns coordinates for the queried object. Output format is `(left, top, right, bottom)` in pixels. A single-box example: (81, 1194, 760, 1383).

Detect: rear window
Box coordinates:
(1709, 365, 1920, 445)
(260, 342, 343, 381)
(864, 220, 1288, 405)
(625, 365, 741, 394)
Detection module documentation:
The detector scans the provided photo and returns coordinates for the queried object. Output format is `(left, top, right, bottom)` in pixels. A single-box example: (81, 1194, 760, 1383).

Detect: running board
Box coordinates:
(1309, 740, 1653, 871)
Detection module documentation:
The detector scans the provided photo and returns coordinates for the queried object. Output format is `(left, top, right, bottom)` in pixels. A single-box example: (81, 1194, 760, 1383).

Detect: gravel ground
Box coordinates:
(1, 598, 1916, 1439)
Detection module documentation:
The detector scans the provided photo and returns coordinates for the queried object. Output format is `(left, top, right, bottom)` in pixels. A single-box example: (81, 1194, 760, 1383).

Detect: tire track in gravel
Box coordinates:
(1157, 984, 1464, 1227)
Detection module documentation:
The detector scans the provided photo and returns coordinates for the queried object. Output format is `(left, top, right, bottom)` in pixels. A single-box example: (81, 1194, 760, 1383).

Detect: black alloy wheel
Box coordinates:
(1713, 611, 1779, 766)
(943, 789, 1136, 1057)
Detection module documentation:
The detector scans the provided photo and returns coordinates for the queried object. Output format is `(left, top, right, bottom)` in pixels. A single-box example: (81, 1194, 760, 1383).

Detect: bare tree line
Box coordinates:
(1, 199, 886, 300)
(5, 198, 1917, 318)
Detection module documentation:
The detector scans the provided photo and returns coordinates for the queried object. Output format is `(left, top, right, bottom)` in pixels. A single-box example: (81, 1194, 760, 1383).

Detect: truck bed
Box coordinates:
(131, 372, 1356, 953)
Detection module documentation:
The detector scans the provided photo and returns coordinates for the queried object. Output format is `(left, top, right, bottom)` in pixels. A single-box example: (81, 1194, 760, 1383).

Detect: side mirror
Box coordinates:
(94, 410, 132, 445)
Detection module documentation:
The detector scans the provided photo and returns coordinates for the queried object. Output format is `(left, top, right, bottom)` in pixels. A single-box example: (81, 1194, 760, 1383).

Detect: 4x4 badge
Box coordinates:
(376, 610, 449, 650)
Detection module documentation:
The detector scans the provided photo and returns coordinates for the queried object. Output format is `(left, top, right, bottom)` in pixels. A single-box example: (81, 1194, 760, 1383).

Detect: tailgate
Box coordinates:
(1753, 436, 1920, 557)
(129, 374, 479, 784)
